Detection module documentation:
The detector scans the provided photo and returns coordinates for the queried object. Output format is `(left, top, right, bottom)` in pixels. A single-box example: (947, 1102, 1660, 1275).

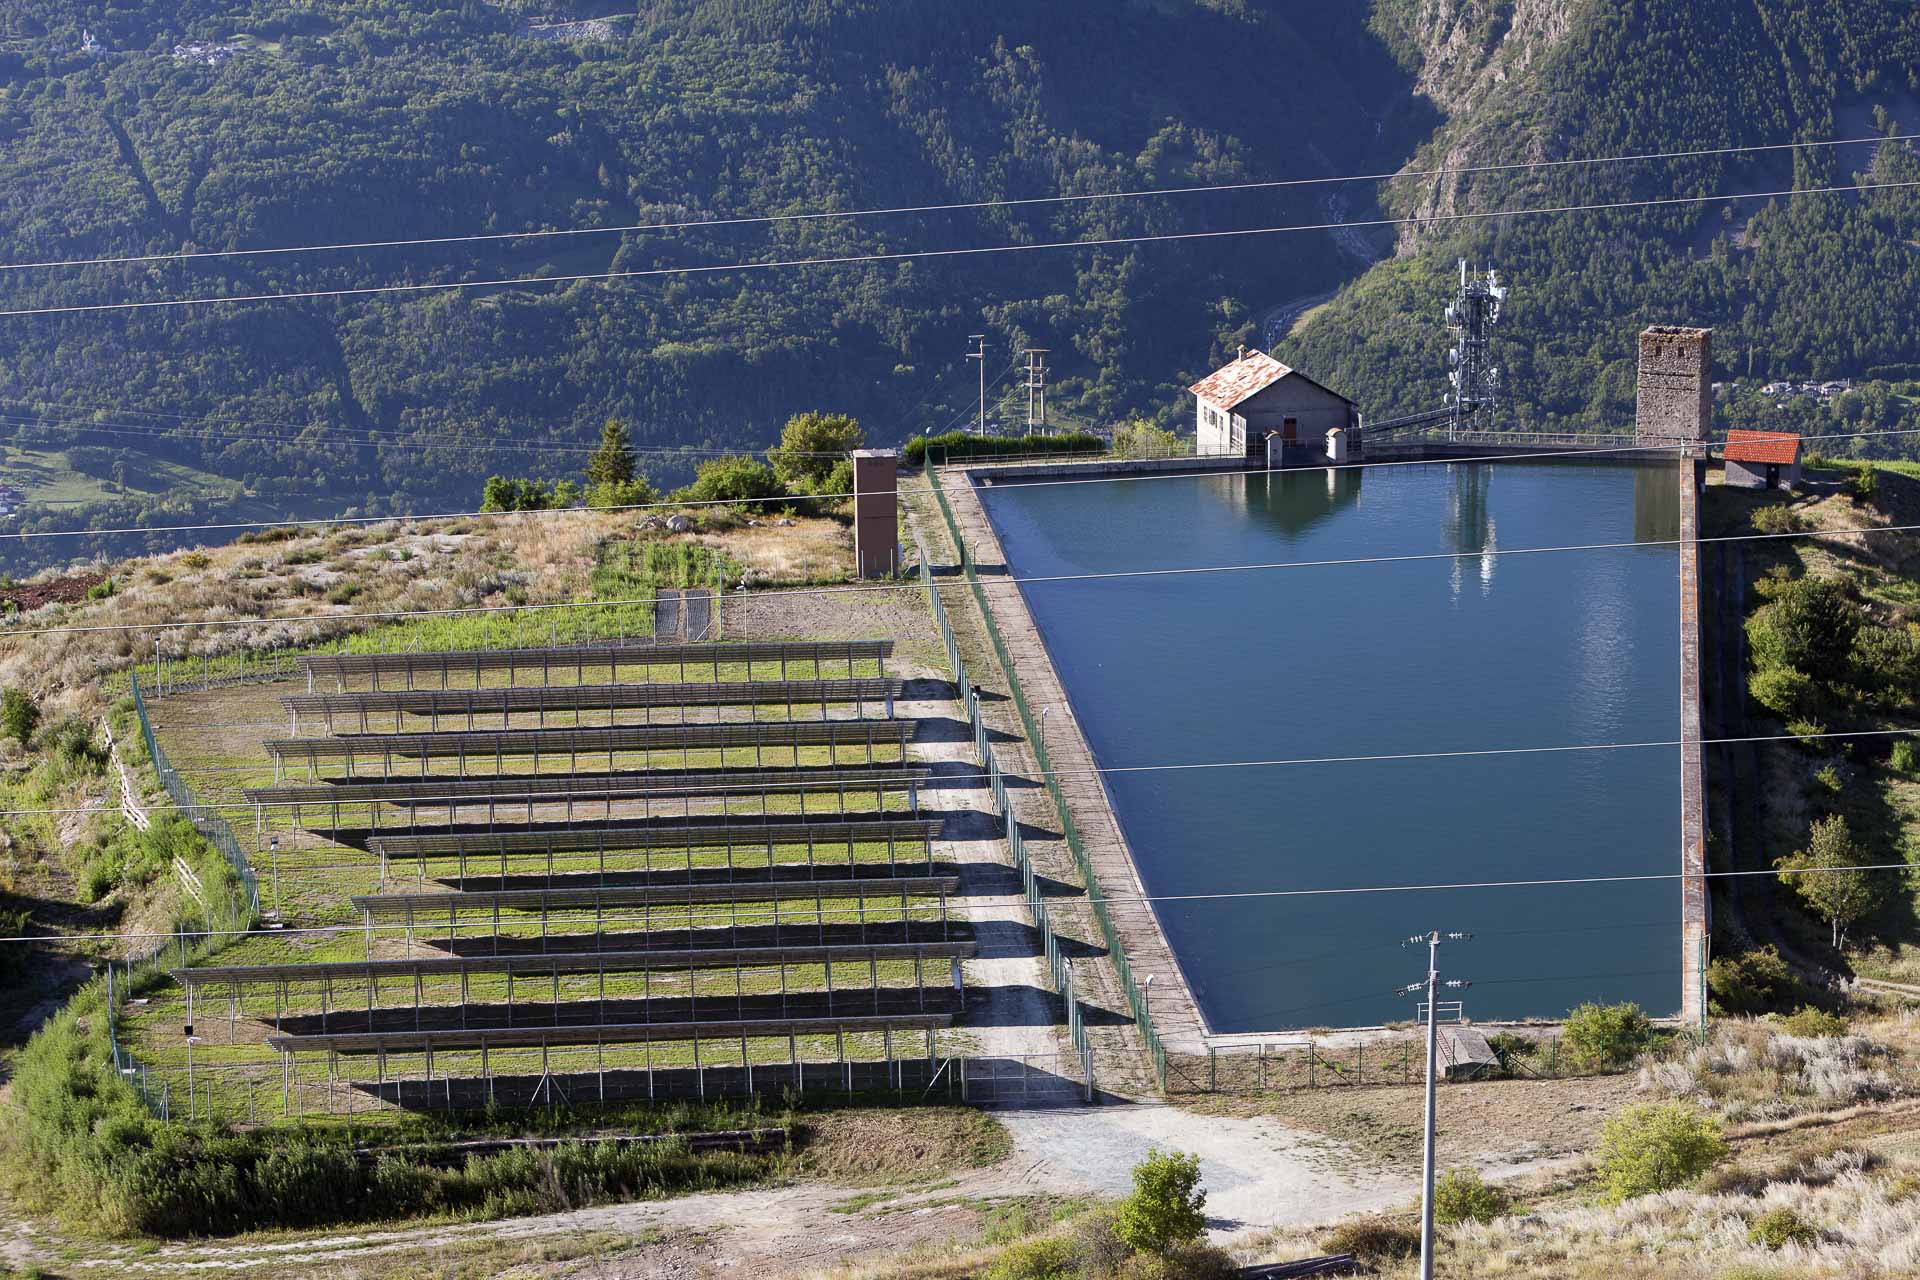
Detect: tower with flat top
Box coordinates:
(1636, 326, 1712, 446)
(851, 449, 899, 578)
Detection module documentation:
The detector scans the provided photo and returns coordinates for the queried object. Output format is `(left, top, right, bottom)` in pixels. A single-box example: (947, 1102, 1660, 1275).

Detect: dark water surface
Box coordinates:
(976, 463, 1682, 1032)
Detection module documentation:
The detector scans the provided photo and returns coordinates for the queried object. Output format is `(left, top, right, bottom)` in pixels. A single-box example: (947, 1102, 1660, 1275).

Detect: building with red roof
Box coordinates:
(1722, 429, 1801, 490)
(1190, 347, 1358, 462)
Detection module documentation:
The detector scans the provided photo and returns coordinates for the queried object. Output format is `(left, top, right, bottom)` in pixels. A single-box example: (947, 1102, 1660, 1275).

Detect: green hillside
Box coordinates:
(1283, 0, 1920, 440)
(0, 0, 1417, 567)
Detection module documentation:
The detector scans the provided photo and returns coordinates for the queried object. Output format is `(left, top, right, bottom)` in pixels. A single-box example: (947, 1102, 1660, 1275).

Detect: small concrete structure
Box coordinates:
(851, 449, 900, 578)
(1636, 326, 1713, 446)
(1722, 429, 1801, 490)
(1191, 348, 1359, 462)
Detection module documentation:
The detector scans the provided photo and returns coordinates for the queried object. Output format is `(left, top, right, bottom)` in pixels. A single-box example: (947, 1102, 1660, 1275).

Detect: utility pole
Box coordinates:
(1397, 930, 1472, 1280)
(1024, 348, 1050, 435)
(966, 335, 988, 436)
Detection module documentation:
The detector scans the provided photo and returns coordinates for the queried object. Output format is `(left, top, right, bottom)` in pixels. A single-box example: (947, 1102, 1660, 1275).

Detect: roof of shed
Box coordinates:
(1724, 429, 1801, 465)
(1189, 350, 1352, 411)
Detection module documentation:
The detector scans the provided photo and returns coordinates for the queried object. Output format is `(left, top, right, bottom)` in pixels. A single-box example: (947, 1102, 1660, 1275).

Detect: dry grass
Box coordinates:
(802, 1108, 1011, 1183)
(1637, 1015, 1917, 1125)
(0, 510, 858, 725)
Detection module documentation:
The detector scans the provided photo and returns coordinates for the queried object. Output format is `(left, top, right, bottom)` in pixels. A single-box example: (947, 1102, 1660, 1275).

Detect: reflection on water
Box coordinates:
(1200, 465, 1365, 537)
(1446, 465, 1496, 597)
(979, 462, 1682, 1032)
(1635, 463, 1682, 544)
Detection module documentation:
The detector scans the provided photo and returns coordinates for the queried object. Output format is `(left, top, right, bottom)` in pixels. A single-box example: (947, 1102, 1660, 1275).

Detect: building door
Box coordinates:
(1766, 464, 1780, 487)
(1282, 416, 1298, 442)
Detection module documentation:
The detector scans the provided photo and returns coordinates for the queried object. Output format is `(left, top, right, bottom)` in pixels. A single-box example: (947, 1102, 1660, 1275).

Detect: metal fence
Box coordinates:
(1168, 1033, 1630, 1097)
(926, 466, 1167, 1089)
(919, 549, 1094, 1099)
(143, 594, 700, 698)
(131, 672, 262, 915)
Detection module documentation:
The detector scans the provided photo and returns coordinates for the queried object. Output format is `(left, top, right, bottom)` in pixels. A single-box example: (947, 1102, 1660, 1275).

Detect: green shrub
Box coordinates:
(1715, 1267, 1787, 1280)
(1112, 420, 1193, 459)
(1114, 1148, 1207, 1254)
(1708, 946, 1797, 1015)
(325, 581, 363, 605)
(1751, 504, 1805, 535)
(1746, 575, 1864, 676)
(177, 551, 212, 571)
(1320, 1217, 1420, 1264)
(1115, 1242, 1239, 1280)
(1564, 1001, 1651, 1068)
(86, 576, 116, 600)
(983, 1236, 1077, 1280)
(903, 430, 1105, 465)
(1776, 1006, 1848, 1038)
(1595, 1103, 1728, 1202)
(1749, 665, 1813, 717)
(678, 455, 785, 509)
(585, 476, 659, 509)
(1, 687, 39, 743)
(1893, 739, 1919, 773)
(1811, 763, 1843, 796)
(1747, 1206, 1818, 1250)
(1432, 1168, 1509, 1225)
(1846, 467, 1879, 506)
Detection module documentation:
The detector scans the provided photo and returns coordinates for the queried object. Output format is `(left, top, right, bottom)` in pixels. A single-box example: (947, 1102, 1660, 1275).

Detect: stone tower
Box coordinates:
(1636, 326, 1712, 445)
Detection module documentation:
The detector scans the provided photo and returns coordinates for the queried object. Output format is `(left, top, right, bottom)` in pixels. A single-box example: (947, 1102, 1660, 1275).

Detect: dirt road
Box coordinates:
(7, 1094, 1607, 1278)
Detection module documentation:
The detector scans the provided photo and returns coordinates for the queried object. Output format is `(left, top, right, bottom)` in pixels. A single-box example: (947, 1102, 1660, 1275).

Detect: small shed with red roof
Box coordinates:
(1722, 429, 1801, 490)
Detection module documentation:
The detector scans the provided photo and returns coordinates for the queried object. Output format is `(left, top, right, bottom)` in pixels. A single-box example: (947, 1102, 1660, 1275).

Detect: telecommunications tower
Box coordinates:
(1443, 259, 1507, 440)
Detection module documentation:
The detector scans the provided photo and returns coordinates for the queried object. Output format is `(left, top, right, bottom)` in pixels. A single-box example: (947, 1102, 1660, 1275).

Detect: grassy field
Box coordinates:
(0, 444, 237, 508)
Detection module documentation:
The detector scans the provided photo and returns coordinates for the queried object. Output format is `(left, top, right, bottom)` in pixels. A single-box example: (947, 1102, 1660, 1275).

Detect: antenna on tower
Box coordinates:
(1444, 260, 1507, 441)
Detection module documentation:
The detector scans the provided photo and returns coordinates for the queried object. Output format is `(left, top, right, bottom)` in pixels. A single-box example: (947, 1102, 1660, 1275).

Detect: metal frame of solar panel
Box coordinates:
(189, 637, 970, 1114)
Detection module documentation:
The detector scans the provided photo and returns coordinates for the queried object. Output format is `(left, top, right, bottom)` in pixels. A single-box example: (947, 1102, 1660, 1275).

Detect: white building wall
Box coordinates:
(1195, 399, 1234, 455)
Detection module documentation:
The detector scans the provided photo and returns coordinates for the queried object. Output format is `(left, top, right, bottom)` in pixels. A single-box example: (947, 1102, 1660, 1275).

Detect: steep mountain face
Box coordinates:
(1282, 0, 1920, 433)
(0, 0, 1418, 559)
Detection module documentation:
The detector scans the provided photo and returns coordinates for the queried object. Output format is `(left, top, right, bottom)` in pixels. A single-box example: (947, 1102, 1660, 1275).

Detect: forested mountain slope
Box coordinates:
(0, 0, 1418, 564)
(1284, 0, 1920, 436)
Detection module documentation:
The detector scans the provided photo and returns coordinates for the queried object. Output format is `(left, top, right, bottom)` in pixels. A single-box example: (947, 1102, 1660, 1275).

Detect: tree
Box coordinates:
(768, 412, 863, 490)
(1746, 575, 1863, 676)
(586, 418, 637, 487)
(1113, 1148, 1206, 1254)
(0, 688, 38, 744)
(1112, 420, 1191, 459)
(1776, 814, 1885, 948)
(679, 455, 785, 509)
(1595, 1103, 1727, 1202)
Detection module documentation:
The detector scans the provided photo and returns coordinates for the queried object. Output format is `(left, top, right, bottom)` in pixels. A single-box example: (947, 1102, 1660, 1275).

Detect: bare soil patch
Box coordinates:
(1186, 1073, 1642, 1171)
(0, 570, 106, 612)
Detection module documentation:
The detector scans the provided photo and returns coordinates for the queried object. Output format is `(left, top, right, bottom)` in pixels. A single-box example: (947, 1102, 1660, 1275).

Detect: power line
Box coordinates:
(5, 177, 1916, 319)
(12, 399, 1920, 544)
(0, 403, 853, 459)
(0, 862, 1904, 947)
(21, 726, 1917, 821)
(10, 509, 1920, 639)
(5, 132, 1904, 275)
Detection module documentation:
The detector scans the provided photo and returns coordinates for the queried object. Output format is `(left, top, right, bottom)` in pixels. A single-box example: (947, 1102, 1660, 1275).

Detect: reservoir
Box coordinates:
(976, 462, 1681, 1033)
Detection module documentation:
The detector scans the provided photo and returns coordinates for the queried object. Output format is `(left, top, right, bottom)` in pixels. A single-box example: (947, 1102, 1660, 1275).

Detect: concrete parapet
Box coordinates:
(1678, 457, 1709, 1029)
